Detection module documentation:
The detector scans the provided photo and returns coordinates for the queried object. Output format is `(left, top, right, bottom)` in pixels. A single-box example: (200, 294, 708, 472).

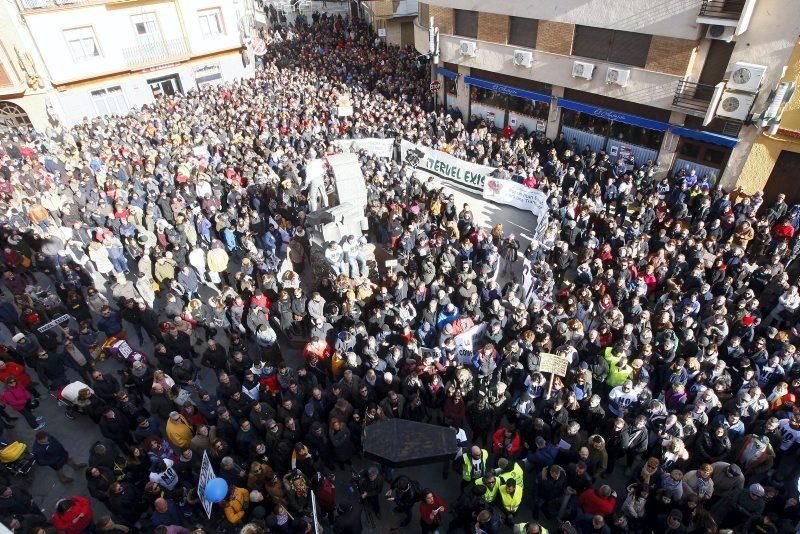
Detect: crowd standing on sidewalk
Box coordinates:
(0, 10, 796, 534)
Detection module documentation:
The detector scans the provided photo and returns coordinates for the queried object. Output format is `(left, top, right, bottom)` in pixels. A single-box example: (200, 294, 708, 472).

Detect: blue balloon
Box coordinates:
(204, 477, 228, 503)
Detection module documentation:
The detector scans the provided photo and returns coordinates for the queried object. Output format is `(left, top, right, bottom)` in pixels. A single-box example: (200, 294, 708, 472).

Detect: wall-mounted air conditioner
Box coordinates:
(715, 91, 756, 121)
(727, 62, 767, 93)
(572, 61, 594, 80)
(606, 67, 630, 87)
(706, 25, 736, 42)
(459, 40, 477, 57)
(513, 50, 533, 68)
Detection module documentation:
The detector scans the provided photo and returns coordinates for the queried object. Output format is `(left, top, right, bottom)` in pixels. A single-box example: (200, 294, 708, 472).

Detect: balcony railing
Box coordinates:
(698, 0, 747, 20)
(122, 39, 190, 70)
(19, 0, 135, 11)
(673, 80, 717, 114)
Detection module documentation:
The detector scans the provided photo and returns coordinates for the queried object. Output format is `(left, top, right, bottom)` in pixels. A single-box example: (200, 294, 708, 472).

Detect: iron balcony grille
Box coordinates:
(122, 38, 189, 70)
(673, 80, 717, 114)
(699, 0, 747, 20)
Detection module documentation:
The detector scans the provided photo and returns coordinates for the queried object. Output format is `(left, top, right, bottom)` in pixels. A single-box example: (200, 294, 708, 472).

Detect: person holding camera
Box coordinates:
(357, 465, 384, 519)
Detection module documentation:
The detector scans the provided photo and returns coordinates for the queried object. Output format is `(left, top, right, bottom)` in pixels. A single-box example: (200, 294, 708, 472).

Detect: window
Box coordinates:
(131, 13, 160, 45)
(508, 17, 538, 49)
(418, 2, 429, 28)
(508, 96, 549, 120)
(91, 86, 128, 117)
(471, 87, 506, 109)
(199, 9, 224, 38)
(572, 26, 651, 68)
(453, 9, 478, 39)
(609, 122, 663, 150)
(63, 27, 100, 62)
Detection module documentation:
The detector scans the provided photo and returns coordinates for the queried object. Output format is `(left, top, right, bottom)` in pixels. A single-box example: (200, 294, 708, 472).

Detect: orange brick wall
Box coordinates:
(535, 21, 575, 56)
(430, 5, 454, 35)
(477, 13, 509, 44)
(645, 36, 697, 76)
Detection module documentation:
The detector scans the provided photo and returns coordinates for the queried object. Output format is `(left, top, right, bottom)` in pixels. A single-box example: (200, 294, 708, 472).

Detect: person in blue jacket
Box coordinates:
(31, 431, 86, 484)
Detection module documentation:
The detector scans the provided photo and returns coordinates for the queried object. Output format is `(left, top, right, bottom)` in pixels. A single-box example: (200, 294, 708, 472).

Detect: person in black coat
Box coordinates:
(333, 502, 363, 534)
(0, 484, 46, 520)
(99, 407, 134, 452)
(86, 465, 115, 501)
(91, 371, 121, 404)
(31, 432, 86, 484)
(106, 481, 145, 527)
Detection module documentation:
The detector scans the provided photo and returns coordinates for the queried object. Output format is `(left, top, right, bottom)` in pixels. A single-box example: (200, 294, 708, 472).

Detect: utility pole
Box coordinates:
(428, 16, 440, 111)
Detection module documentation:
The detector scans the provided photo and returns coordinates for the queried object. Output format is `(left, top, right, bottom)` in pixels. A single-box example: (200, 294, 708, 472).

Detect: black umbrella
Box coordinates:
(362, 419, 458, 467)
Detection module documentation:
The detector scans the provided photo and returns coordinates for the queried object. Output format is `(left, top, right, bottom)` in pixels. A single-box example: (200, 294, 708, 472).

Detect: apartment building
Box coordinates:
(0, 4, 50, 130)
(419, 0, 800, 189)
(9, 0, 256, 126)
(356, 0, 418, 47)
(739, 38, 800, 204)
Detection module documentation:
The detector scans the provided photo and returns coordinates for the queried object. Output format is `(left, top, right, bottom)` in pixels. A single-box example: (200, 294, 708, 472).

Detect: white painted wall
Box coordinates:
(53, 51, 250, 126)
(181, 0, 246, 57)
(427, 0, 703, 40)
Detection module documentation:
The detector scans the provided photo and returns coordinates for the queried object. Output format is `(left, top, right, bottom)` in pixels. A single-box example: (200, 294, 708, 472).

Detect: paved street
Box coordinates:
(9, 182, 556, 531)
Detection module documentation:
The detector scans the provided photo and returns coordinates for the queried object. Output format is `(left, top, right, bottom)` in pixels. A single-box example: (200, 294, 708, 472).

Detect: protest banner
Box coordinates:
(37, 314, 71, 333)
(482, 177, 548, 218)
(197, 451, 215, 519)
(454, 322, 487, 363)
(538, 352, 570, 398)
(400, 140, 494, 192)
(333, 138, 395, 159)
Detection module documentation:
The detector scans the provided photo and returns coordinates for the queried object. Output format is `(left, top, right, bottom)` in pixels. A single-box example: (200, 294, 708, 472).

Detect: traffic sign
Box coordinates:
(429, 80, 441, 92)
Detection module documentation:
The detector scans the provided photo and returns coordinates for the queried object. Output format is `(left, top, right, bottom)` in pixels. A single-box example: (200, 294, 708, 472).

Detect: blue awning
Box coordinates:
(556, 98, 669, 132)
(670, 126, 739, 148)
(436, 67, 458, 80)
(463, 76, 551, 104)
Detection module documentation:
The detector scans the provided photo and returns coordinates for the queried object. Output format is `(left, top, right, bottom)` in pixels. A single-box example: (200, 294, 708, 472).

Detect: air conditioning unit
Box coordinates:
(606, 67, 630, 87)
(459, 40, 477, 57)
(706, 25, 736, 42)
(727, 62, 767, 93)
(513, 50, 533, 68)
(715, 91, 756, 121)
(572, 61, 595, 80)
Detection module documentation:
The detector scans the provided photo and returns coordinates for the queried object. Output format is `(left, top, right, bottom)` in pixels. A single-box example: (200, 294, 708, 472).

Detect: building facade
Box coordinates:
(0, 2, 51, 130)
(10, 0, 256, 127)
(357, 0, 418, 48)
(419, 0, 800, 188)
(738, 38, 800, 204)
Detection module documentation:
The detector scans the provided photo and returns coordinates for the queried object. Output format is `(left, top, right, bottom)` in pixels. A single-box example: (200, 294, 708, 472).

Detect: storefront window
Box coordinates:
(678, 142, 701, 159)
(471, 87, 506, 109)
(445, 77, 457, 97)
(608, 122, 663, 150)
(507, 95, 549, 120)
(702, 147, 726, 165)
(561, 109, 610, 136)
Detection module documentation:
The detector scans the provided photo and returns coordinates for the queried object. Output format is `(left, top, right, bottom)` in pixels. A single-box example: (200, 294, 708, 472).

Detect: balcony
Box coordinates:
(18, 0, 135, 11)
(697, 0, 757, 29)
(122, 39, 190, 71)
(672, 80, 718, 116)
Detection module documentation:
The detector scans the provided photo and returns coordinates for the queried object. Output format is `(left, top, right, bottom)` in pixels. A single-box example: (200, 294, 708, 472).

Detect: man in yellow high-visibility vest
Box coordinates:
(474, 472, 500, 505)
(498, 478, 523, 526)
(461, 445, 488, 489)
(513, 521, 549, 534)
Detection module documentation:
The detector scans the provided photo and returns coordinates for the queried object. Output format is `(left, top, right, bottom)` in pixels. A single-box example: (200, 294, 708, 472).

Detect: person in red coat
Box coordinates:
(492, 426, 522, 459)
(51, 496, 93, 534)
(419, 489, 447, 533)
(578, 485, 617, 518)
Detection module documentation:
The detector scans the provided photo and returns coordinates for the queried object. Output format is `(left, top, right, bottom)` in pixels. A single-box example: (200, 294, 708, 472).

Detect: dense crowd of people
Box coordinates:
(0, 9, 796, 534)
